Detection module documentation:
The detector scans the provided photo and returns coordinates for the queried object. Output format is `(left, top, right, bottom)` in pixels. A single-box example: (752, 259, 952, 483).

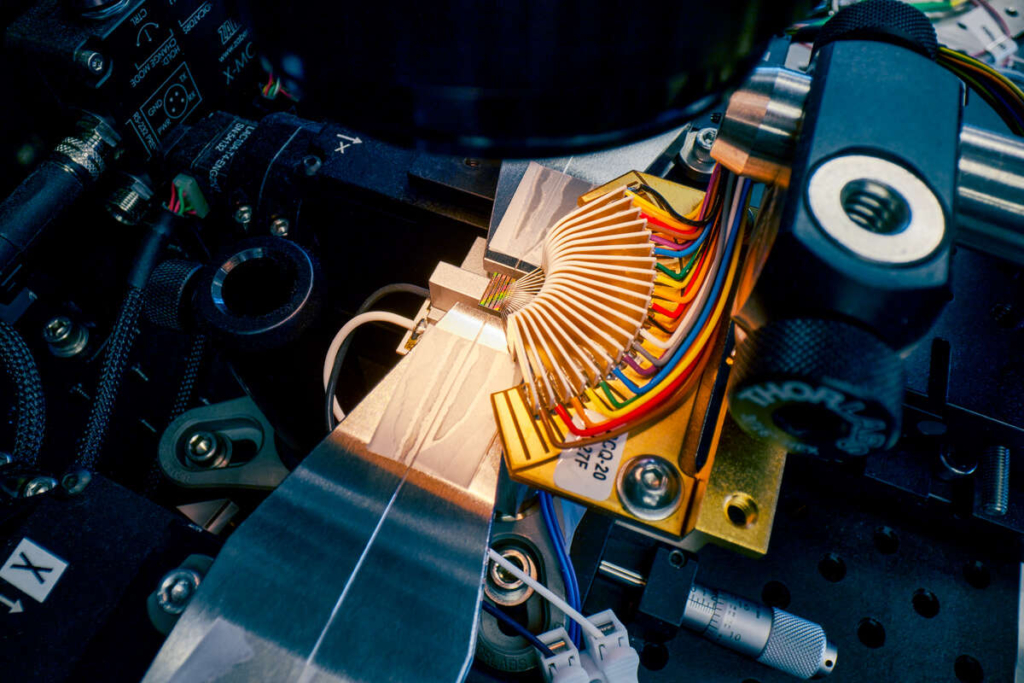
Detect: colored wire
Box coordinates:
(539, 491, 582, 647)
(480, 601, 555, 657)
(941, 47, 1024, 103)
(639, 175, 739, 358)
(938, 46, 1024, 134)
(543, 342, 713, 447)
(323, 284, 429, 430)
(656, 244, 708, 283)
(653, 219, 713, 257)
(568, 178, 746, 429)
(633, 182, 720, 228)
(611, 181, 749, 397)
(573, 180, 741, 431)
(557, 345, 704, 437)
(487, 548, 603, 640)
(650, 234, 691, 249)
(261, 72, 296, 100)
(167, 182, 199, 217)
(167, 184, 180, 214)
(322, 311, 418, 422)
(505, 168, 738, 444)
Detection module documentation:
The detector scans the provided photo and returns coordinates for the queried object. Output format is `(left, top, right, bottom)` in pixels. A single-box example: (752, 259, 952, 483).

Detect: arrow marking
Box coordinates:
(335, 134, 363, 154)
(0, 592, 23, 614)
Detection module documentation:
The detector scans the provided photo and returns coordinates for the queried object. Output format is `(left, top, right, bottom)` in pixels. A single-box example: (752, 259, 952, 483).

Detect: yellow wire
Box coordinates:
(939, 46, 1024, 102)
(628, 192, 704, 229)
(583, 220, 745, 419)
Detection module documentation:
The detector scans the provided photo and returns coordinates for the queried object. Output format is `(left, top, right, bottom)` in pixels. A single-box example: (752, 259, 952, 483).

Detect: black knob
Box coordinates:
(67, 0, 130, 19)
(814, 0, 939, 61)
(145, 259, 203, 332)
(728, 318, 905, 459)
(193, 237, 320, 350)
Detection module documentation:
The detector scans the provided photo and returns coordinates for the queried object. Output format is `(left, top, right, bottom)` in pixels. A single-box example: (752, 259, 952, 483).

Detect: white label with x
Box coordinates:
(0, 538, 69, 603)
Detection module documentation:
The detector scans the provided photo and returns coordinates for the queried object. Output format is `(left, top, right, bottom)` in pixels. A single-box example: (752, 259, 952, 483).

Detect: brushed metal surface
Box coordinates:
(144, 304, 516, 683)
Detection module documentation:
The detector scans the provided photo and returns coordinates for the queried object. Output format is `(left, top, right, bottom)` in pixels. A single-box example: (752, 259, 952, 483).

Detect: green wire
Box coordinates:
(655, 247, 704, 281)
(600, 380, 629, 409)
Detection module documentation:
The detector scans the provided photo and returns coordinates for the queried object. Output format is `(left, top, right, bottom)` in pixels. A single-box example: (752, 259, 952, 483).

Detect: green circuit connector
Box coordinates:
(172, 174, 211, 218)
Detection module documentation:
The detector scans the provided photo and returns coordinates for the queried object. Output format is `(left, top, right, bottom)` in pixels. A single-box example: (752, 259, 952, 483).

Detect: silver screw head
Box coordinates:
(233, 205, 253, 225)
(489, 548, 529, 590)
(270, 217, 290, 237)
(0, 453, 12, 467)
(43, 316, 88, 357)
(186, 431, 218, 464)
(157, 569, 201, 615)
(484, 546, 536, 607)
(86, 52, 105, 74)
(617, 455, 682, 521)
(696, 127, 718, 151)
(640, 463, 668, 491)
(43, 317, 72, 343)
(61, 469, 92, 494)
(301, 155, 322, 176)
(23, 476, 58, 497)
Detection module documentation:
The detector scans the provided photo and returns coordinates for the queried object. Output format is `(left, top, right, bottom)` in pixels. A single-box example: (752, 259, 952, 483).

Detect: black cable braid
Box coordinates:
(0, 320, 45, 466)
(75, 286, 144, 471)
(169, 333, 208, 422)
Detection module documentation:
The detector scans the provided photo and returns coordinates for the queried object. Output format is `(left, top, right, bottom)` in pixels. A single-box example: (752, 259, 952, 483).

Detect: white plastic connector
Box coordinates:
(535, 627, 590, 683)
(582, 610, 640, 683)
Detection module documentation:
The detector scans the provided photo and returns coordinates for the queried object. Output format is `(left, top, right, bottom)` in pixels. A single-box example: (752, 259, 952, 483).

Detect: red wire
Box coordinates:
(651, 233, 719, 320)
(168, 184, 179, 213)
(555, 347, 705, 437)
(642, 211, 703, 238)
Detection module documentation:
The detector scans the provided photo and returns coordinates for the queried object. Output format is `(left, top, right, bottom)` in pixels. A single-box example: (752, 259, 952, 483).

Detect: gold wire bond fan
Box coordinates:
(499, 186, 658, 413)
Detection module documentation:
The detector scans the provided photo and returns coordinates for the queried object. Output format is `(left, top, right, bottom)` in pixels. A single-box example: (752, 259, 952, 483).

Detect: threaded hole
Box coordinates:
(724, 493, 758, 528)
(841, 179, 910, 234)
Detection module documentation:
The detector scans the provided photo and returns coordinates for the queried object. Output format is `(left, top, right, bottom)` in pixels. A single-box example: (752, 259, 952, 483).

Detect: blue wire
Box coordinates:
(538, 494, 572, 642)
(481, 601, 556, 657)
(541, 492, 580, 646)
(540, 491, 583, 647)
(652, 221, 713, 258)
(613, 180, 751, 395)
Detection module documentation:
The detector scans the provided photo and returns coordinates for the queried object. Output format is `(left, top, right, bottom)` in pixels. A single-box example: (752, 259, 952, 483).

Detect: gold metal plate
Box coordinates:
(493, 384, 703, 537)
(580, 171, 706, 213)
(491, 171, 786, 556)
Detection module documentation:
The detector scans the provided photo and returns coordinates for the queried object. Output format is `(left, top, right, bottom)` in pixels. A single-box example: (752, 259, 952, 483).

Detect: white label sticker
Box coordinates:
(0, 538, 69, 603)
(553, 419, 628, 502)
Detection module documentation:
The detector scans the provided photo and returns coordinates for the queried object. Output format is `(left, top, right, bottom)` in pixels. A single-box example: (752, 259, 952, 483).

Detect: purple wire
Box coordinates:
(698, 166, 721, 220)
(621, 353, 658, 377)
(651, 234, 691, 248)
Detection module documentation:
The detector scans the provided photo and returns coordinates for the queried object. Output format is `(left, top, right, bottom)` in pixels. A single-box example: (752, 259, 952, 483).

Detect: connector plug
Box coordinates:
(535, 627, 590, 683)
(582, 610, 640, 683)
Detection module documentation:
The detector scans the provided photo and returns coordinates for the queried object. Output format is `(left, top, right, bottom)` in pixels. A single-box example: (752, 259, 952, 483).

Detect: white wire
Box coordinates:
(487, 548, 603, 640)
(322, 311, 418, 422)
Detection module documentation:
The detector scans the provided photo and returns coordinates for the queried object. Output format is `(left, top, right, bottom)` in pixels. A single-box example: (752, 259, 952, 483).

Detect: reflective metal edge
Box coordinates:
(144, 303, 516, 683)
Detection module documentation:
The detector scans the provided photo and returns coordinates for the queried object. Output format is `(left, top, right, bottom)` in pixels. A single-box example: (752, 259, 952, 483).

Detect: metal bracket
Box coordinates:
(157, 397, 289, 490)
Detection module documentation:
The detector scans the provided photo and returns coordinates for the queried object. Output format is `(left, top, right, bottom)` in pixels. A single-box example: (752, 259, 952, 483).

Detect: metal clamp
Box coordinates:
(157, 397, 289, 490)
